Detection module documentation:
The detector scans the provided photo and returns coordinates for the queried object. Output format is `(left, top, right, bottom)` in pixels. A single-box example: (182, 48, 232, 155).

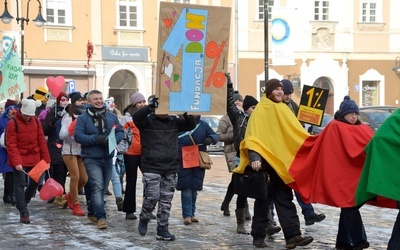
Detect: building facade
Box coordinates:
(0, 0, 399, 113)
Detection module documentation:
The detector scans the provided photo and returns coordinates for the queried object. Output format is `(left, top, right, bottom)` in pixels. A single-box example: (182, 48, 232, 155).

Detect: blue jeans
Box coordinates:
(294, 191, 314, 218)
(110, 162, 122, 198)
(83, 157, 113, 220)
(181, 188, 197, 218)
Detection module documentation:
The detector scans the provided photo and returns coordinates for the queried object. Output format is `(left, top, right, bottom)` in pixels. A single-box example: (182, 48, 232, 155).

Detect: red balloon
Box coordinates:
(40, 178, 64, 201)
(46, 76, 65, 98)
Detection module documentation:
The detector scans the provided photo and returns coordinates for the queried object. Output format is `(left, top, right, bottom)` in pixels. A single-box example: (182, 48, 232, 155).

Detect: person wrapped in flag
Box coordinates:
(355, 108, 400, 250)
(234, 79, 314, 249)
(289, 96, 373, 249)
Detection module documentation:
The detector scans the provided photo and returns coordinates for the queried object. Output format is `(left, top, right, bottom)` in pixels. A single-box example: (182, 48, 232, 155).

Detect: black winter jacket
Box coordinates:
(226, 84, 248, 156)
(132, 106, 196, 175)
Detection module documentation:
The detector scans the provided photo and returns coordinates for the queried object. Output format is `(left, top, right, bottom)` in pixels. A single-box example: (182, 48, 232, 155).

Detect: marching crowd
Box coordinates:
(0, 77, 399, 249)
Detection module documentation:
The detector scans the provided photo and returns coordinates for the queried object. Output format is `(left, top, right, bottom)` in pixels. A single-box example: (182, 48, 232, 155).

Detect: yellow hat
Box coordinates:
(33, 86, 49, 102)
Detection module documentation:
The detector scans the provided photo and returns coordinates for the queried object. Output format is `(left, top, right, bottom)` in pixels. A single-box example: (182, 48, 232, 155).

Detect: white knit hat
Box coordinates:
(21, 98, 41, 116)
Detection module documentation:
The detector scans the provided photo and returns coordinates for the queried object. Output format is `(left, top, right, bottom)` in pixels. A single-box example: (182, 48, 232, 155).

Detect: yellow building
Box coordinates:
(0, 0, 399, 112)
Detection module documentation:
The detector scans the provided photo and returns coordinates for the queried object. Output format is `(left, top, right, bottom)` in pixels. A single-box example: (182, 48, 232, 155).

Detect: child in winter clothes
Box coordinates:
(0, 99, 19, 205)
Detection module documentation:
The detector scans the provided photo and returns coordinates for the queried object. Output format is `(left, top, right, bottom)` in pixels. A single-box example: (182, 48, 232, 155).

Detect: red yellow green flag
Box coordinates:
(356, 109, 400, 208)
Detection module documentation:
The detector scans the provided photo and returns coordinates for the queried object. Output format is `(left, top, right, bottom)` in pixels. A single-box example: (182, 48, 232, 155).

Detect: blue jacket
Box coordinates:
(0, 116, 12, 173)
(74, 110, 123, 159)
(176, 118, 219, 190)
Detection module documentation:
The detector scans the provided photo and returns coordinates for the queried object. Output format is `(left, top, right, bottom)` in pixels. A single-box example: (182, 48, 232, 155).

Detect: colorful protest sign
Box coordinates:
(0, 38, 26, 102)
(156, 2, 231, 115)
(298, 85, 329, 126)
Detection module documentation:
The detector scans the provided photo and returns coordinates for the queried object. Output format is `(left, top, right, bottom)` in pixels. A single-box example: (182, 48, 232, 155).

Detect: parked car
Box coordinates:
(200, 115, 224, 152)
(359, 106, 398, 132)
(305, 113, 334, 135)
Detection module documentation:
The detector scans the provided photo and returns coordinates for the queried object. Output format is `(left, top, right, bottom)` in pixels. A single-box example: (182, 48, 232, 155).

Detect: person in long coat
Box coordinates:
(176, 115, 218, 225)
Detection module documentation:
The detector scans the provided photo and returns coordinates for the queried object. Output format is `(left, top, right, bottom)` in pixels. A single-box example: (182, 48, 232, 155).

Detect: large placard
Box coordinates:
(156, 2, 231, 114)
(298, 85, 329, 126)
(0, 38, 26, 101)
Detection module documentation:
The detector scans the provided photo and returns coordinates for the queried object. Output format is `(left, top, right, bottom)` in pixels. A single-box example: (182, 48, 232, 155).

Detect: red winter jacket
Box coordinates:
(6, 110, 51, 167)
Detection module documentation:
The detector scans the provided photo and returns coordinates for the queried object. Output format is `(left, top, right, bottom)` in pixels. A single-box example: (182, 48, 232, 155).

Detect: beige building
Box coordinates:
(0, 0, 399, 113)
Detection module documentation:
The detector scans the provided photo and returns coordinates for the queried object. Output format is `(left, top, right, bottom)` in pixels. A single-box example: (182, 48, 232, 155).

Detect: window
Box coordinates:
(362, 81, 380, 106)
(362, 1, 377, 22)
(118, 0, 143, 28)
(45, 0, 71, 26)
(258, 0, 274, 21)
(314, 1, 329, 21)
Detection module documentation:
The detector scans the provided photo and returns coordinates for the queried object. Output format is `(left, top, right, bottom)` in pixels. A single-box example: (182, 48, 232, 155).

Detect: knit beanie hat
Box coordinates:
(130, 92, 145, 105)
(233, 91, 243, 101)
(21, 98, 41, 116)
(338, 96, 359, 117)
(243, 95, 259, 111)
(69, 92, 83, 104)
(5, 99, 17, 109)
(33, 86, 49, 102)
(281, 79, 294, 95)
(264, 79, 284, 97)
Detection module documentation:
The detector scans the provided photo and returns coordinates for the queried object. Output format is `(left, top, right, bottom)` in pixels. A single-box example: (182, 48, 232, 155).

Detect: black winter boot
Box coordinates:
(156, 225, 176, 241)
(253, 237, 268, 248)
(220, 200, 230, 216)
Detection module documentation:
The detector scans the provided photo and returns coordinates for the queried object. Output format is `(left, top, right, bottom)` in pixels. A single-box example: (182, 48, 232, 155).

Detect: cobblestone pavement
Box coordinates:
(0, 154, 397, 250)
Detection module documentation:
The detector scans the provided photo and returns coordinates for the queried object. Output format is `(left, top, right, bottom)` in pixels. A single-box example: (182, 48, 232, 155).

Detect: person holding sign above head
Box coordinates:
(281, 79, 326, 227)
(234, 79, 314, 249)
(132, 96, 196, 241)
(74, 90, 124, 230)
(5, 98, 51, 224)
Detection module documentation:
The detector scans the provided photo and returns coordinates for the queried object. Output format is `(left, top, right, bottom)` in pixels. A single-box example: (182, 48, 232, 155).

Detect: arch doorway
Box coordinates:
(108, 70, 138, 112)
(312, 77, 334, 115)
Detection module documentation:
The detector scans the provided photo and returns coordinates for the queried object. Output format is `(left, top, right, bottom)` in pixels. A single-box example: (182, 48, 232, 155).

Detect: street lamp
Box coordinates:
(0, 0, 46, 99)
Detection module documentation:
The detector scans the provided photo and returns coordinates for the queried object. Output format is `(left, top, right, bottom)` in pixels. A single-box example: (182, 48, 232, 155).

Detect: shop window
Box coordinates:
(361, 81, 379, 106)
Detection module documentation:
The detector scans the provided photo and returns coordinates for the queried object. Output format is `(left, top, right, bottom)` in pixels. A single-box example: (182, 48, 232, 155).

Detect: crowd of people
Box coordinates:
(0, 78, 399, 249)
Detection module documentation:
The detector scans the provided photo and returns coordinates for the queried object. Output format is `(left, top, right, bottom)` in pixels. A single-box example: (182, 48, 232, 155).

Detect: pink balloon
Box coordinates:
(40, 178, 64, 201)
(46, 76, 65, 97)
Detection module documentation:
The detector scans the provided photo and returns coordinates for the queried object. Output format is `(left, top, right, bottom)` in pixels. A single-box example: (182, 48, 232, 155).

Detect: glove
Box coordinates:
(148, 97, 159, 109)
(225, 72, 232, 88)
(116, 153, 124, 162)
(203, 137, 213, 145)
(95, 135, 108, 145)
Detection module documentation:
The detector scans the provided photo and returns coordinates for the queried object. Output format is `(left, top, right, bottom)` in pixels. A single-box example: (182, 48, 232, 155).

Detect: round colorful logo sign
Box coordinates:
(271, 18, 290, 44)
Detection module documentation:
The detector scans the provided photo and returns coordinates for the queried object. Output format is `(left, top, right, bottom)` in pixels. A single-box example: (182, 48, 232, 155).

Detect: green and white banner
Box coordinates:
(0, 38, 26, 102)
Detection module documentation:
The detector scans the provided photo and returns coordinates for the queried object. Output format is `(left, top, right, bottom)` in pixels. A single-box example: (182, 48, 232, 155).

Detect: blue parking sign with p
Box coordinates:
(68, 80, 76, 93)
